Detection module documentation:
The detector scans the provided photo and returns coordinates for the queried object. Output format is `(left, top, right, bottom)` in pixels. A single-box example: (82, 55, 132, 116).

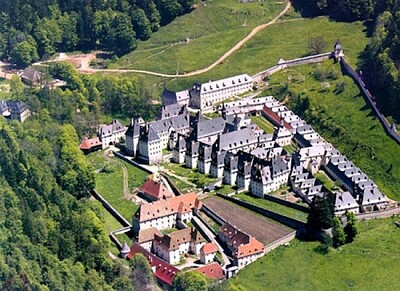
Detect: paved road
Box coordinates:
(357, 207, 400, 220)
(192, 216, 231, 267)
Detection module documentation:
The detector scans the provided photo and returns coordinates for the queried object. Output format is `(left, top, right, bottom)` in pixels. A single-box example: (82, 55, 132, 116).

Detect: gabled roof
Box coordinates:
(138, 227, 162, 243)
(234, 237, 264, 259)
(362, 187, 387, 205)
(335, 191, 358, 211)
(154, 228, 205, 251)
(79, 137, 102, 150)
(193, 262, 225, 280)
(216, 127, 257, 151)
(21, 68, 42, 83)
(199, 74, 252, 94)
(134, 192, 202, 222)
(140, 179, 175, 200)
(196, 117, 225, 139)
(201, 243, 218, 255)
(99, 119, 125, 138)
(127, 243, 179, 286)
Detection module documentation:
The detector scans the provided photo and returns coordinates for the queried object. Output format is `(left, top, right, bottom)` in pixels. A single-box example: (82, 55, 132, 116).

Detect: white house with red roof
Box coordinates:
(233, 237, 264, 269)
(133, 192, 202, 233)
(140, 178, 175, 201)
(153, 228, 206, 265)
(200, 242, 218, 264)
(193, 262, 225, 281)
(218, 222, 264, 270)
(127, 243, 179, 287)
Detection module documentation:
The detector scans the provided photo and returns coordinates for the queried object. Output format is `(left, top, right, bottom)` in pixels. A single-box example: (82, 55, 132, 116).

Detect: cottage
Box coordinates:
(79, 137, 102, 154)
(200, 243, 218, 264)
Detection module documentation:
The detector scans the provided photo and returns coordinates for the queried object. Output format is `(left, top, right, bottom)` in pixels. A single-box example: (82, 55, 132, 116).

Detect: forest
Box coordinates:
(299, 0, 400, 122)
(0, 0, 197, 65)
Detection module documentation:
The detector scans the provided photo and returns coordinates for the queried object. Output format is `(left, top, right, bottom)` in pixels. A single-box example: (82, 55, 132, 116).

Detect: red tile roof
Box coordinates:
(234, 238, 264, 259)
(193, 262, 225, 280)
(201, 243, 218, 255)
(140, 179, 175, 200)
(137, 227, 161, 243)
(127, 243, 179, 286)
(154, 228, 205, 251)
(134, 192, 202, 222)
(79, 137, 101, 150)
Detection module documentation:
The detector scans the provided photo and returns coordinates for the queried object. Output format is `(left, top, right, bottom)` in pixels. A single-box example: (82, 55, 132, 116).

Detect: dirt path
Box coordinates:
(34, 1, 292, 78)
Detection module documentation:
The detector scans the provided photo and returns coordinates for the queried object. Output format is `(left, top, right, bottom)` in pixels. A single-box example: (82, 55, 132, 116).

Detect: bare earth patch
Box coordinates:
(203, 196, 292, 244)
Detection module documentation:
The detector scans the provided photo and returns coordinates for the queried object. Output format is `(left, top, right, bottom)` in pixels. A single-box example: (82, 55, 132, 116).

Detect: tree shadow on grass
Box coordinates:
(314, 243, 330, 255)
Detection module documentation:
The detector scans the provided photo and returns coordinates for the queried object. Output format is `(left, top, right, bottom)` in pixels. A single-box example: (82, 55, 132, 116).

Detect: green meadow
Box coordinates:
(229, 217, 400, 290)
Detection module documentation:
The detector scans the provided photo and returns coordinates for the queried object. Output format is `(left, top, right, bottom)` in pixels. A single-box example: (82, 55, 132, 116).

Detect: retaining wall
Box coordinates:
(160, 172, 182, 196)
(264, 231, 296, 254)
(201, 204, 226, 226)
(216, 194, 306, 230)
(91, 189, 131, 227)
(113, 151, 153, 174)
(252, 53, 332, 82)
(263, 194, 310, 213)
(340, 58, 400, 145)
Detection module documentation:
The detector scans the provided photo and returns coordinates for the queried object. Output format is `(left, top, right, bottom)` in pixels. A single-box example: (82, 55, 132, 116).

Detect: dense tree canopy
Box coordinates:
(0, 0, 197, 64)
(0, 117, 131, 289)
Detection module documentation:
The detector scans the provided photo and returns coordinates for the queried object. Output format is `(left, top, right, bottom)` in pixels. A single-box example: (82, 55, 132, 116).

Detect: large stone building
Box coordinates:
(153, 228, 206, 265)
(189, 74, 253, 110)
(98, 119, 126, 149)
(132, 192, 202, 233)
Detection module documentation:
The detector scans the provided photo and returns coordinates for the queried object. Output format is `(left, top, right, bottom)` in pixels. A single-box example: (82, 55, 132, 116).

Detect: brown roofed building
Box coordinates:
(126, 243, 179, 287)
(137, 227, 161, 251)
(193, 262, 225, 281)
(140, 178, 175, 201)
(218, 222, 264, 270)
(133, 192, 202, 233)
(153, 228, 206, 265)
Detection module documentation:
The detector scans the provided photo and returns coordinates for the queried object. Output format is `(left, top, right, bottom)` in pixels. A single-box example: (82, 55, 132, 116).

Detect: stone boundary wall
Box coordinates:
(216, 193, 306, 230)
(113, 151, 153, 174)
(109, 232, 123, 250)
(201, 204, 226, 226)
(263, 194, 310, 213)
(263, 231, 296, 254)
(195, 213, 219, 236)
(340, 58, 400, 146)
(252, 52, 332, 82)
(91, 189, 132, 227)
(160, 172, 182, 196)
(191, 217, 213, 243)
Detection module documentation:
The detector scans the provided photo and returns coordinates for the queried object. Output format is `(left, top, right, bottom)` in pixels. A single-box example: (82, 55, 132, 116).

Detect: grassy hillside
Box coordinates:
(109, 0, 287, 73)
(229, 217, 400, 290)
(265, 61, 400, 200)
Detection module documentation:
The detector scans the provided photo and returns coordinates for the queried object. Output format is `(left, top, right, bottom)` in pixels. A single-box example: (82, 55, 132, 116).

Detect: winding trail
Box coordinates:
(35, 1, 292, 78)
